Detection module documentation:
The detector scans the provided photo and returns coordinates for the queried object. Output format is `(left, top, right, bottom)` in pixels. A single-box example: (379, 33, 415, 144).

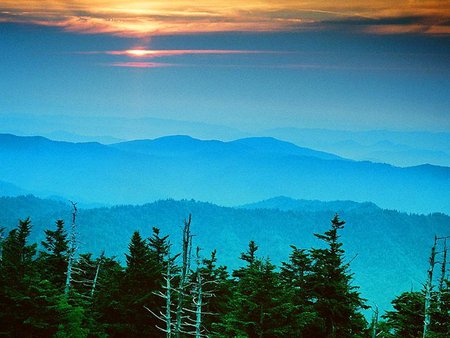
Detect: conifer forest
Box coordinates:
(0, 207, 448, 337)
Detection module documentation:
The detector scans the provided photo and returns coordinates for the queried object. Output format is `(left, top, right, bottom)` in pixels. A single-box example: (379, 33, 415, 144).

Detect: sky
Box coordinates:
(0, 1, 449, 136)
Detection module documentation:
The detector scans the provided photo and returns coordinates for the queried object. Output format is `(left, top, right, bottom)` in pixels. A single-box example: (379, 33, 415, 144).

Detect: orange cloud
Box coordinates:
(90, 48, 282, 68)
(0, 1, 449, 36)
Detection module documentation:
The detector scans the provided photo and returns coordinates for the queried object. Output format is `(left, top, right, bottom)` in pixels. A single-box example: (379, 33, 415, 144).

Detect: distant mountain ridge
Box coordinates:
(111, 135, 343, 160)
(4, 113, 449, 166)
(240, 196, 378, 213)
(0, 180, 28, 196)
(264, 127, 450, 167)
(0, 133, 449, 214)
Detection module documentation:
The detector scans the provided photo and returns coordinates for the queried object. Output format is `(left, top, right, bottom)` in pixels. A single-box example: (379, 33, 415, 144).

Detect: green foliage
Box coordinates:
(200, 250, 232, 334)
(0, 212, 447, 337)
(0, 218, 41, 336)
(382, 285, 450, 338)
(383, 291, 425, 337)
(119, 230, 166, 337)
(90, 256, 125, 336)
(219, 242, 300, 337)
(54, 297, 89, 338)
(1, 194, 448, 312)
(1, 218, 37, 284)
(307, 215, 368, 337)
(38, 220, 69, 289)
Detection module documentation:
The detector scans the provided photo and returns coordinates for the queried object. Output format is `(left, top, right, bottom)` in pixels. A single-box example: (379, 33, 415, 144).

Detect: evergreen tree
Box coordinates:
(38, 220, 69, 289)
(200, 250, 232, 334)
(0, 218, 40, 336)
(221, 241, 295, 337)
(120, 231, 163, 337)
(280, 245, 318, 336)
(90, 256, 125, 336)
(383, 286, 450, 338)
(430, 279, 450, 336)
(383, 291, 425, 337)
(148, 227, 169, 267)
(307, 215, 368, 337)
(54, 296, 89, 338)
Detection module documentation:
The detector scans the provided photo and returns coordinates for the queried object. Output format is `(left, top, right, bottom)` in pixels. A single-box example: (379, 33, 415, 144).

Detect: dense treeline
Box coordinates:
(0, 213, 448, 337)
(2, 194, 449, 314)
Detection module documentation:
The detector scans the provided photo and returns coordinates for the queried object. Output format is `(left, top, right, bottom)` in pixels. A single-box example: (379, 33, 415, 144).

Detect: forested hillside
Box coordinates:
(1, 209, 448, 337)
(0, 195, 448, 314)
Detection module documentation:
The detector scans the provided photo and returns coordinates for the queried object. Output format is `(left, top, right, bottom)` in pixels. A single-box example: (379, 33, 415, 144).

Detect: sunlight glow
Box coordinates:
(126, 49, 155, 57)
(107, 49, 268, 58)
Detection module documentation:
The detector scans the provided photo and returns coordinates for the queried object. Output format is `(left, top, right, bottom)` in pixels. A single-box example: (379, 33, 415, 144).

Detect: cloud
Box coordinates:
(107, 61, 173, 68)
(1, 1, 448, 36)
(89, 48, 282, 68)
(99, 49, 278, 57)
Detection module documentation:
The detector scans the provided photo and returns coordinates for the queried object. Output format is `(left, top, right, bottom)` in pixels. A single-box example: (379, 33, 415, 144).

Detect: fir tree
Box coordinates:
(0, 218, 39, 336)
(39, 220, 69, 289)
(200, 250, 231, 334)
(148, 227, 170, 267)
(221, 241, 295, 337)
(383, 291, 425, 337)
(280, 245, 318, 336)
(90, 256, 125, 336)
(307, 215, 368, 337)
(121, 231, 163, 337)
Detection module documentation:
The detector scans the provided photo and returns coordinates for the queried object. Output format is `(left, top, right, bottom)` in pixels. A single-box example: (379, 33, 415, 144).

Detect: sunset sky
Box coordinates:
(1, 1, 449, 134)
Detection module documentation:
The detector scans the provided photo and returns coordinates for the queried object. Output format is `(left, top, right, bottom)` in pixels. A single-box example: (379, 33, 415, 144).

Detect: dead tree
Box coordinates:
(148, 216, 216, 337)
(64, 201, 78, 296)
(181, 247, 218, 338)
(192, 247, 207, 338)
(423, 236, 438, 338)
(436, 237, 449, 310)
(146, 245, 180, 337)
(90, 250, 105, 297)
(69, 253, 100, 300)
(194, 252, 203, 338)
(175, 214, 193, 337)
(421, 234, 450, 338)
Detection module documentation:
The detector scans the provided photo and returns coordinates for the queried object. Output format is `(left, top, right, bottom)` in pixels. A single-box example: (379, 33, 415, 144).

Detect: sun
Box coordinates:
(126, 49, 155, 57)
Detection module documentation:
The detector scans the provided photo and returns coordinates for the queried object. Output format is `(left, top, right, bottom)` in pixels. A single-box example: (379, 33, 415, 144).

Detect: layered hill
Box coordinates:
(0, 133, 449, 214)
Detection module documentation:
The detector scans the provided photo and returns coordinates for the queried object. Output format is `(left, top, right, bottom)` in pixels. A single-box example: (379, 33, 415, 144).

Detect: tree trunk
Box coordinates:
(175, 214, 192, 337)
(423, 236, 437, 338)
(64, 201, 78, 296)
(90, 250, 104, 297)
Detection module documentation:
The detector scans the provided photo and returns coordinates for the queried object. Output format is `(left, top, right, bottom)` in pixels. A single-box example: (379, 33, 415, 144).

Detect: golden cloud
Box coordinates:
(1, 1, 449, 36)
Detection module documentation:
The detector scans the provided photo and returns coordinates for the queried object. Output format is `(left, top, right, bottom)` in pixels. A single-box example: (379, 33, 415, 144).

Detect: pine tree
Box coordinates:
(149, 227, 170, 267)
(121, 231, 162, 336)
(221, 241, 295, 337)
(307, 215, 368, 337)
(0, 218, 39, 336)
(90, 256, 125, 336)
(383, 291, 425, 337)
(39, 220, 69, 289)
(200, 250, 231, 334)
(280, 245, 318, 336)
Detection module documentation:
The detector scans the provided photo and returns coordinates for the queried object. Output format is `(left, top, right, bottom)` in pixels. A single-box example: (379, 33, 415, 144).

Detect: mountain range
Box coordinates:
(2, 113, 450, 167)
(0, 133, 449, 214)
(264, 127, 450, 167)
